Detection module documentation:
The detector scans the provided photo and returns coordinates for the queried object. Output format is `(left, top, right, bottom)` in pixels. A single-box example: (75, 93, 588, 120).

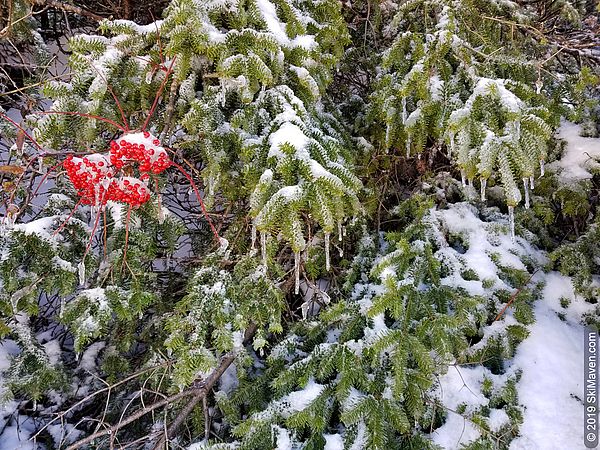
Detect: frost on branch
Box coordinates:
(373, 1, 553, 214)
(247, 87, 362, 259)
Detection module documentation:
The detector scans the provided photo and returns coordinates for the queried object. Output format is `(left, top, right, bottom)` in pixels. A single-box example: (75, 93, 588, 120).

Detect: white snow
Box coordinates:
(78, 341, 106, 371)
(433, 202, 538, 295)
(430, 365, 489, 448)
(274, 426, 293, 449)
(509, 271, 594, 450)
(278, 378, 324, 418)
(550, 121, 600, 182)
(323, 433, 344, 449)
(268, 122, 311, 160)
(488, 408, 510, 432)
(13, 217, 56, 241)
(255, 0, 316, 49)
(425, 199, 596, 449)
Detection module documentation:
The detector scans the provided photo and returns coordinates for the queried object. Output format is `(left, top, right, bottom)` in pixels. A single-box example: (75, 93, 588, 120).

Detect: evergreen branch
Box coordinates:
(149, 323, 257, 450)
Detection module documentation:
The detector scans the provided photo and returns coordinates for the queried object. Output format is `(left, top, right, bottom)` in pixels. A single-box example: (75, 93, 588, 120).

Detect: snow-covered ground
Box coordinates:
(430, 123, 599, 449)
(431, 269, 594, 450)
(551, 121, 600, 182)
(510, 273, 591, 450)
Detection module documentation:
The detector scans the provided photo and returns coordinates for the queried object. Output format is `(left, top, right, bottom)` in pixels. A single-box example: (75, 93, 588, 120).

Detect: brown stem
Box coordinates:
(160, 78, 179, 141)
(123, 0, 132, 19)
(493, 269, 538, 322)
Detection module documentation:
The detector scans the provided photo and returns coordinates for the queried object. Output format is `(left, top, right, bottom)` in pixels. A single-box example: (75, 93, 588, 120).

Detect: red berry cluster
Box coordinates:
(64, 131, 170, 207)
(64, 155, 113, 205)
(110, 131, 171, 174)
(110, 177, 151, 206)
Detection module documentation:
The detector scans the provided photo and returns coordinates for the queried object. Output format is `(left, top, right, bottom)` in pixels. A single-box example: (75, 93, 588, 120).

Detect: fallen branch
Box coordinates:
(150, 323, 258, 450)
(66, 324, 256, 450)
(31, 361, 173, 443)
(65, 388, 200, 450)
(493, 269, 539, 322)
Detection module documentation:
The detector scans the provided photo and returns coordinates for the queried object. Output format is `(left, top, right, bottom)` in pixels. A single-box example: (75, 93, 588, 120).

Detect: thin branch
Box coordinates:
(493, 269, 538, 322)
(31, 361, 173, 442)
(27, 0, 105, 21)
(65, 389, 200, 450)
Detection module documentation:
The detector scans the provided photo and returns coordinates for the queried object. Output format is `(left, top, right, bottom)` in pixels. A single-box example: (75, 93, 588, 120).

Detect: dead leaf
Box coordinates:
(2, 181, 16, 193)
(16, 128, 25, 153)
(0, 165, 25, 176)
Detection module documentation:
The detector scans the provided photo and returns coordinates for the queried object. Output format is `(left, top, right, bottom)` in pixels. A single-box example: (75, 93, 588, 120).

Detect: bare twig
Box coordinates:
(27, 0, 105, 21)
(65, 389, 200, 450)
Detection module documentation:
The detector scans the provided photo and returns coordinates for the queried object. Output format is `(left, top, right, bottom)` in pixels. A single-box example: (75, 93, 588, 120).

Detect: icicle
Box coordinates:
(38, 158, 44, 174)
(523, 178, 530, 209)
(540, 160, 545, 177)
(481, 178, 487, 201)
(294, 251, 300, 295)
(448, 133, 455, 158)
(417, 153, 421, 160)
(529, 175, 535, 191)
(261, 231, 267, 267)
(536, 79, 543, 95)
(402, 97, 407, 125)
(508, 206, 515, 242)
(406, 136, 411, 158)
(218, 237, 229, 255)
(94, 183, 101, 207)
(251, 224, 257, 250)
(219, 78, 227, 107)
(461, 170, 467, 187)
(89, 206, 96, 229)
(3, 204, 18, 228)
(385, 123, 391, 148)
(467, 178, 473, 188)
(78, 260, 86, 285)
(338, 221, 343, 242)
(325, 233, 330, 271)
